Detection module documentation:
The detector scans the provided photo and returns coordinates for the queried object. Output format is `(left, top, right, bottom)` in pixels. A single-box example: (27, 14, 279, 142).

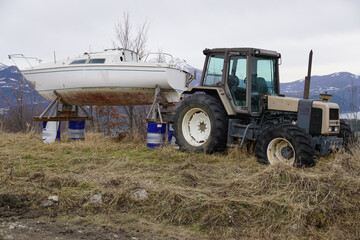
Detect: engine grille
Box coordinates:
(330, 108, 339, 120)
(309, 108, 322, 135)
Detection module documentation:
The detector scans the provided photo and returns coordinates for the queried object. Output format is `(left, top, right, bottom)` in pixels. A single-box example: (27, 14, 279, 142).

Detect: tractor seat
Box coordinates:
(256, 77, 268, 94)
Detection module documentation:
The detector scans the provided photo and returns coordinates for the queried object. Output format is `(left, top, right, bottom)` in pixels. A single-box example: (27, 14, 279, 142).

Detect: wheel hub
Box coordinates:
(281, 146, 294, 159)
(182, 108, 211, 146)
(198, 121, 207, 132)
(267, 138, 295, 165)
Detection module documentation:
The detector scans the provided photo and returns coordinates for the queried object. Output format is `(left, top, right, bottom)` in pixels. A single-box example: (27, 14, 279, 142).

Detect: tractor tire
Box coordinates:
(173, 94, 228, 153)
(338, 119, 355, 150)
(255, 123, 316, 167)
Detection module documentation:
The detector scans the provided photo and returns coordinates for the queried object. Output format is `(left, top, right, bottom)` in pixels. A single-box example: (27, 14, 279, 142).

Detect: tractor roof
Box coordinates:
(203, 48, 281, 58)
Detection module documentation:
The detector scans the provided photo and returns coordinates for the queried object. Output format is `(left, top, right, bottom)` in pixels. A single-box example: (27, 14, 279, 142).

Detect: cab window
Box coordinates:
(251, 57, 277, 95)
(251, 57, 278, 112)
(203, 55, 224, 86)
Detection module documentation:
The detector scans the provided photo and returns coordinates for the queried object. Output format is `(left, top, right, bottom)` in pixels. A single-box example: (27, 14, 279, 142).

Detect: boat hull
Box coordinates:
(22, 64, 188, 106)
(41, 87, 180, 106)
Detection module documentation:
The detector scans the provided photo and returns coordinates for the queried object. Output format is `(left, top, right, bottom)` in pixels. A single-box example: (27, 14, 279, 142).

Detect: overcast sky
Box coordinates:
(1, 0, 359, 82)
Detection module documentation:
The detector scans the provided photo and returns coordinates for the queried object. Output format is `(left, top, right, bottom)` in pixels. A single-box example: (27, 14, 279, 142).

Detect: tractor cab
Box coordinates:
(200, 48, 281, 115)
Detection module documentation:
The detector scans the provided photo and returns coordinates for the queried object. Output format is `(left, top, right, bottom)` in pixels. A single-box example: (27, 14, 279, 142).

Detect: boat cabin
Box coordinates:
(69, 49, 140, 65)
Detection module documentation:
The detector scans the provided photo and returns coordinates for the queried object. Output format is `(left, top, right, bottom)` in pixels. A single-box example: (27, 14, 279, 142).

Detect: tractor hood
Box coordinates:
(267, 95, 340, 135)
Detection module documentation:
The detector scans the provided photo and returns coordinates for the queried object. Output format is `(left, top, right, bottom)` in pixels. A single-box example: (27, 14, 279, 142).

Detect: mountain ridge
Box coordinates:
(280, 72, 360, 113)
(0, 64, 48, 115)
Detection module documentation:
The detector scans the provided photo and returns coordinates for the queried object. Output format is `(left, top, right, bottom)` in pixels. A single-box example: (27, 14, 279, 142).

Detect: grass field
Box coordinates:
(1, 131, 360, 239)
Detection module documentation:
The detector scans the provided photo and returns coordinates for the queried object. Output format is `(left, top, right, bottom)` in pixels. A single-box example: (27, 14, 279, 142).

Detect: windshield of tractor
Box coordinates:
(204, 54, 224, 86)
(251, 57, 278, 112)
(251, 57, 277, 95)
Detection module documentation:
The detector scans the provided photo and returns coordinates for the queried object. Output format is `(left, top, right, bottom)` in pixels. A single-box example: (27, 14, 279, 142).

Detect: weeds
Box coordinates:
(0, 131, 360, 239)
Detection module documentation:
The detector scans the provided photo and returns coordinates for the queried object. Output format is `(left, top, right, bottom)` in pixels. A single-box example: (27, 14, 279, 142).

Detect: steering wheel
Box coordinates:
(228, 76, 239, 88)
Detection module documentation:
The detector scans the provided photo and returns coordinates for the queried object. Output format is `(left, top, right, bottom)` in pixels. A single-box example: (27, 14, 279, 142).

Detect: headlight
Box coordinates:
(329, 127, 339, 132)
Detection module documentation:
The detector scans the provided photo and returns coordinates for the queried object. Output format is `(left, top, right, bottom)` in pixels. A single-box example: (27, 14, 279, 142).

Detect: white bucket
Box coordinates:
(42, 121, 61, 143)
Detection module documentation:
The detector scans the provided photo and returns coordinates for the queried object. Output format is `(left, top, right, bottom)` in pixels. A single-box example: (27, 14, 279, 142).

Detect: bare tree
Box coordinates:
(349, 80, 359, 131)
(133, 20, 149, 58)
(339, 79, 359, 133)
(113, 12, 149, 58)
(4, 74, 43, 132)
(113, 12, 150, 135)
(113, 12, 133, 50)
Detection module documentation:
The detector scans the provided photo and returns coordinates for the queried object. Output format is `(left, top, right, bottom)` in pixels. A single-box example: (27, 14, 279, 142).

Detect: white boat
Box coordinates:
(10, 49, 192, 106)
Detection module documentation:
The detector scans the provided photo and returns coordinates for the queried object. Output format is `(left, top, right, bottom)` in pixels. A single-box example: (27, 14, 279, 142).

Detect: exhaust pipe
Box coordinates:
(303, 50, 313, 99)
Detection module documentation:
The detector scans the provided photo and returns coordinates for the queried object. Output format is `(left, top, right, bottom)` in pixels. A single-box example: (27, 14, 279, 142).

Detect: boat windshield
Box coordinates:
(89, 59, 105, 64)
(70, 59, 86, 65)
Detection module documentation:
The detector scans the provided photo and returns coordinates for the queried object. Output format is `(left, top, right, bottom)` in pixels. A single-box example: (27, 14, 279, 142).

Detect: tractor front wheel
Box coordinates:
(255, 123, 316, 167)
(338, 119, 355, 150)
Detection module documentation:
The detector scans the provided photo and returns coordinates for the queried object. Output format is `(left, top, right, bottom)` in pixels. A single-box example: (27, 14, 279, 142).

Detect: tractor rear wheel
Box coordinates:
(173, 94, 227, 153)
(255, 123, 316, 167)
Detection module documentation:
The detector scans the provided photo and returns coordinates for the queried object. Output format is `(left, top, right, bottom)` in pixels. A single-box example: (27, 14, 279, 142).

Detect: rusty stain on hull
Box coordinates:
(56, 88, 156, 106)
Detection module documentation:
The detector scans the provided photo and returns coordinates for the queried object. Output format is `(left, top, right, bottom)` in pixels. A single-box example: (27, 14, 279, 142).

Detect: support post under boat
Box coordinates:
(34, 91, 93, 122)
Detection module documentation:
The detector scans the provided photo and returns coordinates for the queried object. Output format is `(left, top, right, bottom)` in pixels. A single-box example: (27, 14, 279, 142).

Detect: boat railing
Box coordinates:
(104, 48, 138, 55)
(142, 53, 174, 65)
(8, 54, 42, 69)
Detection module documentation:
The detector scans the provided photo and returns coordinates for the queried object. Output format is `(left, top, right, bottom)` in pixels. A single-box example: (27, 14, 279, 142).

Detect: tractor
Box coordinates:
(173, 48, 354, 167)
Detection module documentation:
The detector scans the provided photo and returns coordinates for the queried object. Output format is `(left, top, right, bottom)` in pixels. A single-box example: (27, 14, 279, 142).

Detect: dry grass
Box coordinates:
(1, 131, 360, 239)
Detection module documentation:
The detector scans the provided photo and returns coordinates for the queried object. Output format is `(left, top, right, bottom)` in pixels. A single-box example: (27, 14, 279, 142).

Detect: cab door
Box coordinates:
(224, 54, 250, 114)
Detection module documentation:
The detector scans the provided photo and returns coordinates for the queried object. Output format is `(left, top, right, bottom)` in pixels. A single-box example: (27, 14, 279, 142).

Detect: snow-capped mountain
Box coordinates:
(280, 72, 360, 113)
(0, 64, 48, 115)
(281, 72, 359, 96)
(0, 63, 8, 71)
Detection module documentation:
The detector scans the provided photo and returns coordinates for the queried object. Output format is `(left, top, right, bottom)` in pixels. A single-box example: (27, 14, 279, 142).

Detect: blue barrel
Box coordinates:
(42, 121, 61, 143)
(147, 122, 166, 148)
(68, 121, 85, 140)
(167, 123, 174, 143)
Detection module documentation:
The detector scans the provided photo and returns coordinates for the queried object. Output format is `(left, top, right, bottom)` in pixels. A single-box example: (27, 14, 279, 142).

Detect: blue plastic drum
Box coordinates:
(147, 122, 166, 148)
(68, 121, 85, 140)
(167, 123, 174, 143)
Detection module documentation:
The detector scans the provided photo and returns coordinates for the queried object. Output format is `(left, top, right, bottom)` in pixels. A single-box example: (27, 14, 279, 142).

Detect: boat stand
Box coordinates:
(146, 85, 163, 123)
(146, 85, 178, 123)
(146, 85, 178, 147)
(33, 92, 93, 122)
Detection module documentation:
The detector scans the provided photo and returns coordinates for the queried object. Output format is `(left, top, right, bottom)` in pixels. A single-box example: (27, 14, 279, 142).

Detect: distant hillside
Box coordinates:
(280, 72, 360, 113)
(0, 63, 8, 71)
(0, 64, 48, 115)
